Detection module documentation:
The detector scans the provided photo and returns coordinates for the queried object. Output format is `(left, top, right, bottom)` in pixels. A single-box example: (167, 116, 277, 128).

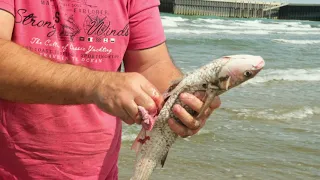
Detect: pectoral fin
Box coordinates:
(163, 77, 185, 99)
(196, 90, 217, 119)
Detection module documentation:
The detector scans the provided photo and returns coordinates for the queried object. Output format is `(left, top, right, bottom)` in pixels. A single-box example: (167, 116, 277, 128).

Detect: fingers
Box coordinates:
(122, 99, 139, 125)
(141, 83, 164, 110)
(178, 93, 210, 121)
(169, 92, 222, 138)
(168, 118, 193, 138)
(135, 89, 157, 115)
(172, 104, 200, 130)
(179, 93, 203, 113)
(130, 83, 162, 125)
(181, 93, 221, 116)
(194, 91, 206, 101)
(210, 96, 221, 110)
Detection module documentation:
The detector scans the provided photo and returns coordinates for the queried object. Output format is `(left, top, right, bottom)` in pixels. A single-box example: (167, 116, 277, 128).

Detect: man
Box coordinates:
(0, 0, 221, 179)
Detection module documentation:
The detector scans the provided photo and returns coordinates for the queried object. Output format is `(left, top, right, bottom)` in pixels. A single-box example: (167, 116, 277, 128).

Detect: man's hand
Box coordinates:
(168, 92, 221, 138)
(92, 72, 163, 125)
(123, 42, 220, 135)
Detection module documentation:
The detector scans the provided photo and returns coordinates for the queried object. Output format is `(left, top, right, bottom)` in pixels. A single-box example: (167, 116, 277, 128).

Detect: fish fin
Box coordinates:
(131, 128, 146, 155)
(160, 151, 169, 168)
(196, 90, 217, 119)
(225, 76, 231, 90)
(170, 77, 184, 86)
(163, 77, 185, 99)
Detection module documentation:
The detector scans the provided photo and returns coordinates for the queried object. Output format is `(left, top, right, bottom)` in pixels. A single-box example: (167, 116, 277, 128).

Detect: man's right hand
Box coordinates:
(92, 72, 163, 125)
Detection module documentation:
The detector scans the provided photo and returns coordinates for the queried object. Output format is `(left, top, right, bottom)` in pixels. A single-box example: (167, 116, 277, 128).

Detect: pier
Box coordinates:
(160, 0, 283, 18)
(278, 4, 320, 21)
(160, 0, 320, 21)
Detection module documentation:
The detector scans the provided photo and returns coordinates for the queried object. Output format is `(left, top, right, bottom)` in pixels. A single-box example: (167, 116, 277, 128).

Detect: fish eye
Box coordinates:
(244, 71, 253, 78)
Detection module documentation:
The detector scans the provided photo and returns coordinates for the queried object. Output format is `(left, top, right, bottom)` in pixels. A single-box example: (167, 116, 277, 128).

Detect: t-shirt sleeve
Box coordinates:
(127, 0, 166, 50)
(0, 0, 14, 16)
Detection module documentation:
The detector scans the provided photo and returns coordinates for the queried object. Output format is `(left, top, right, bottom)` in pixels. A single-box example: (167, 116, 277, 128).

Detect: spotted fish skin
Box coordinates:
(130, 55, 265, 180)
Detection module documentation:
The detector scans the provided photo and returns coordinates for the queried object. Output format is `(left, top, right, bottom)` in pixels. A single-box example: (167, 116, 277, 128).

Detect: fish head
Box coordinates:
(217, 55, 265, 91)
(196, 55, 264, 119)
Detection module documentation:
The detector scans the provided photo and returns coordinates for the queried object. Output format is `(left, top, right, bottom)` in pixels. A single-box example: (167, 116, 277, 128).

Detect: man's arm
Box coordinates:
(0, 10, 13, 40)
(124, 43, 221, 137)
(0, 11, 105, 104)
(0, 10, 160, 124)
(124, 43, 182, 93)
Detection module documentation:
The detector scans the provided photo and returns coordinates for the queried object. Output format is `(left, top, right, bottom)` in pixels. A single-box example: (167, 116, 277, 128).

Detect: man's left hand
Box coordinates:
(168, 92, 221, 138)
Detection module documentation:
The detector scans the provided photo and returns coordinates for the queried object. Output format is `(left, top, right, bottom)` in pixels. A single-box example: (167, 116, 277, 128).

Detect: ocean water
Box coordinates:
(118, 13, 320, 180)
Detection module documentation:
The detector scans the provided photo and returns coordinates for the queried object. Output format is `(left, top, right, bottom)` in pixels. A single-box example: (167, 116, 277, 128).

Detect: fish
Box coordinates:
(130, 55, 265, 180)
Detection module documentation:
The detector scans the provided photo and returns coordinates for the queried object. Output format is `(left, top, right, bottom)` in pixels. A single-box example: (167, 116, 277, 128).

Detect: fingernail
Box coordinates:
(187, 129, 194, 137)
(191, 121, 200, 130)
(180, 93, 187, 99)
(149, 107, 157, 115)
(152, 88, 160, 98)
(173, 104, 181, 113)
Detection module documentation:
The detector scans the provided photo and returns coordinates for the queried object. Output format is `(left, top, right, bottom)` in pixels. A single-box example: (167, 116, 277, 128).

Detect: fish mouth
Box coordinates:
(253, 58, 265, 71)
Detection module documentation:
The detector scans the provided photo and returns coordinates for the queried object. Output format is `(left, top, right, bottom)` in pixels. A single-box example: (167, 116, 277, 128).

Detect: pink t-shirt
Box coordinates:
(0, 0, 165, 179)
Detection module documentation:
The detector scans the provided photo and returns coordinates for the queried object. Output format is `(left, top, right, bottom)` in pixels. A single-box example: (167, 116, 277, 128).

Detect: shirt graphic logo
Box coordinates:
(88, 37, 93, 42)
(96, 37, 102, 42)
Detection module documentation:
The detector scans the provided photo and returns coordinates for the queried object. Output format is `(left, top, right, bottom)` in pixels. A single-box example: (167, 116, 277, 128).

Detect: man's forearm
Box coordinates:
(140, 59, 183, 94)
(0, 39, 104, 104)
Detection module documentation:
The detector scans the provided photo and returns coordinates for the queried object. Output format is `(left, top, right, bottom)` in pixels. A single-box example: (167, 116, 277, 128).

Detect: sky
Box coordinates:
(264, 0, 320, 4)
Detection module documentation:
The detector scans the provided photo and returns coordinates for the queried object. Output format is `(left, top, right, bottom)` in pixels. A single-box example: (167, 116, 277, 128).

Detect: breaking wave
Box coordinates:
(248, 68, 320, 84)
(272, 39, 320, 45)
(229, 106, 320, 121)
(164, 29, 269, 35)
(161, 15, 320, 35)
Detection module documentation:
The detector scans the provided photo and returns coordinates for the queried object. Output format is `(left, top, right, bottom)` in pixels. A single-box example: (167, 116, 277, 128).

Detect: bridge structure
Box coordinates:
(159, 0, 320, 21)
(278, 4, 320, 21)
(160, 0, 284, 19)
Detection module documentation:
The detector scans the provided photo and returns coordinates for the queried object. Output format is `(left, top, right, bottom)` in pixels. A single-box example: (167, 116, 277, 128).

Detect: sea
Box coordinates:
(118, 13, 320, 180)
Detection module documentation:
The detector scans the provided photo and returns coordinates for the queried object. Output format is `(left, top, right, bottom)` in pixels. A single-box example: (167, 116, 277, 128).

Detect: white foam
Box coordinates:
(279, 31, 320, 35)
(190, 23, 320, 32)
(162, 16, 188, 22)
(122, 133, 137, 142)
(164, 29, 217, 34)
(273, 39, 320, 45)
(195, 18, 225, 24)
(162, 15, 320, 35)
(161, 19, 179, 27)
(220, 30, 269, 35)
(164, 29, 268, 35)
(161, 16, 188, 27)
(234, 107, 320, 121)
(248, 68, 320, 84)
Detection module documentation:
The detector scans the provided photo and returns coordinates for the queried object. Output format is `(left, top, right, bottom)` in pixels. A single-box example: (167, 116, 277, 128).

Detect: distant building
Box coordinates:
(159, 0, 320, 21)
(159, 0, 283, 19)
(279, 4, 320, 21)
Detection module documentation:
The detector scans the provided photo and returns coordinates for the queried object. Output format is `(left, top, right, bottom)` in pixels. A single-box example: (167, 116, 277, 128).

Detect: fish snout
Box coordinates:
(250, 57, 265, 77)
(253, 57, 265, 70)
